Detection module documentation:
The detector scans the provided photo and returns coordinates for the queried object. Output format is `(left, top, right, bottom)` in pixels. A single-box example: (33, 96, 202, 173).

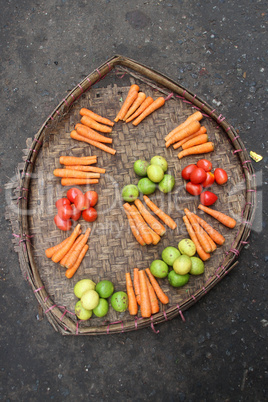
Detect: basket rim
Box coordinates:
(13, 55, 256, 335)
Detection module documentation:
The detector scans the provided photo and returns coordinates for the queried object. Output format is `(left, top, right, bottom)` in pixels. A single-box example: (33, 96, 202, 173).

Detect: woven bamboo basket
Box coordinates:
(6, 55, 256, 335)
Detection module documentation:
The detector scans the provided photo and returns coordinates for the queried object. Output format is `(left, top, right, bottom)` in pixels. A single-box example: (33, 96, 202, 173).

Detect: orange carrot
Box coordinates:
(123, 92, 146, 121)
(60, 234, 84, 267)
(51, 224, 81, 263)
(125, 96, 154, 123)
(145, 268, 169, 305)
(143, 195, 177, 230)
(166, 120, 201, 147)
(75, 125, 113, 144)
(61, 178, 99, 186)
(182, 216, 210, 261)
(165, 111, 203, 142)
(182, 133, 208, 150)
(65, 244, 88, 279)
(124, 210, 146, 246)
(59, 156, 97, 166)
(148, 227, 161, 245)
(54, 169, 100, 179)
(79, 108, 114, 127)
(178, 142, 214, 159)
(184, 208, 212, 253)
(65, 228, 91, 269)
(134, 199, 166, 236)
(132, 97, 166, 126)
(126, 272, 138, 315)
(198, 205, 237, 228)
(114, 85, 140, 122)
(138, 270, 152, 318)
(70, 130, 116, 155)
(193, 213, 225, 245)
(145, 275, 159, 314)
(133, 268, 141, 305)
(45, 237, 71, 259)
(64, 165, 106, 173)
(123, 203, 153, 245)
(80, 115, 112, 133)
(173, 127, 207, 149)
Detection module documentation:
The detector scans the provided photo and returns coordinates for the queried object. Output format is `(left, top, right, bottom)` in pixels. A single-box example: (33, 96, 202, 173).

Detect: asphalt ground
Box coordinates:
(1, 1, 267, 401)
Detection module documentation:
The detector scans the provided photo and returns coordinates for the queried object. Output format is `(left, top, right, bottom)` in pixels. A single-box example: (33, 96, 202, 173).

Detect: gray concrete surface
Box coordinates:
(1, 0, 267, 401)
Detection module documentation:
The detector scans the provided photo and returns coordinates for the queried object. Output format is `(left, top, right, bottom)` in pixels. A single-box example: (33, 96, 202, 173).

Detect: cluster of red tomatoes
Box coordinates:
(181, 159, 228, 206)
(54, 188, 98, 231)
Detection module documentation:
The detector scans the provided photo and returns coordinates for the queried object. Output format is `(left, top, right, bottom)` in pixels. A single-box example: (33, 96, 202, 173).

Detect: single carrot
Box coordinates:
(59, 156, 97, 166)
(125, 96, 154, 123)
(54, 169, 100, 179)
(70, 130, 116, 155)
(45, 236, 71, 259)
(184, 208, 212, 253)
(114, 85, 140, 122)
(133, 268, 141, 305)
(60, 234, 84, 267)
(124, 210, 146, 246)
(75, 125, 113, 144)
(198, 204, 237, 228)
(64, 165, 106, 173)
(138, 270, 152, 318)
(51, 224, 81, 263)
(182, 133, 208, 150)
(148, 227, 161, 245)
(182, 216, 210, 261)
(126, 272, 138, 315)
(132, 97, 166, 126)
(178, 142, 214, 159)
(79, 108, 114, 127)
(173, 126, 207, 149)
(143, 195, 177, 230)
(165, 111, 203, 142)
(65, 244, 88, 279)
(145, 268, 169, 305)
(65, 228, 91, 269)
(166, 120, 201, 147)
(123, 203, 153, 245)
(61, 178, 99, 186)
(134, 199, 166, 236)
(145, 275, 159, 314)
(193, 213, 225, 245)
(123, 92, 146, 121)
(80, 115, 112, 133)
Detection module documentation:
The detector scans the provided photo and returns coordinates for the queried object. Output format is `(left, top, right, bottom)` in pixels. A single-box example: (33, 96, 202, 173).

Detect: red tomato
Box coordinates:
(186, 182, 203, 196)
(54, 215, 72, 231)
(66, 187, 83, 203)
(197, 159, 212, 172)
(74, 193, 90, 211)
(85, 190, 98, 207)
(200, 191, 218, 206)
(57, 204, 73, 221)
(214, 168, 228, 185)
(55, 197, 71, 209)
(202, 172, 215, 188)
(190, 167, 207, 184)
(70, 204, 81, 221)
(82, 207, 98, 222)
(181, 164, 197, 181)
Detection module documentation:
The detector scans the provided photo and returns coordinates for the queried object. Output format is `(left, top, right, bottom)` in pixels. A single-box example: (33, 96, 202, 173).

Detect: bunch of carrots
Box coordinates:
(126, 268, 169, 318)
(165, 111, 215, 159)
(45, 224, 91, 278)
(114, 84, 166, 126)
(182, 206, 236, 261)
(53, 155, 106, 186)
(70, 108, 116, 155)
(123, 196, 177, 246)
